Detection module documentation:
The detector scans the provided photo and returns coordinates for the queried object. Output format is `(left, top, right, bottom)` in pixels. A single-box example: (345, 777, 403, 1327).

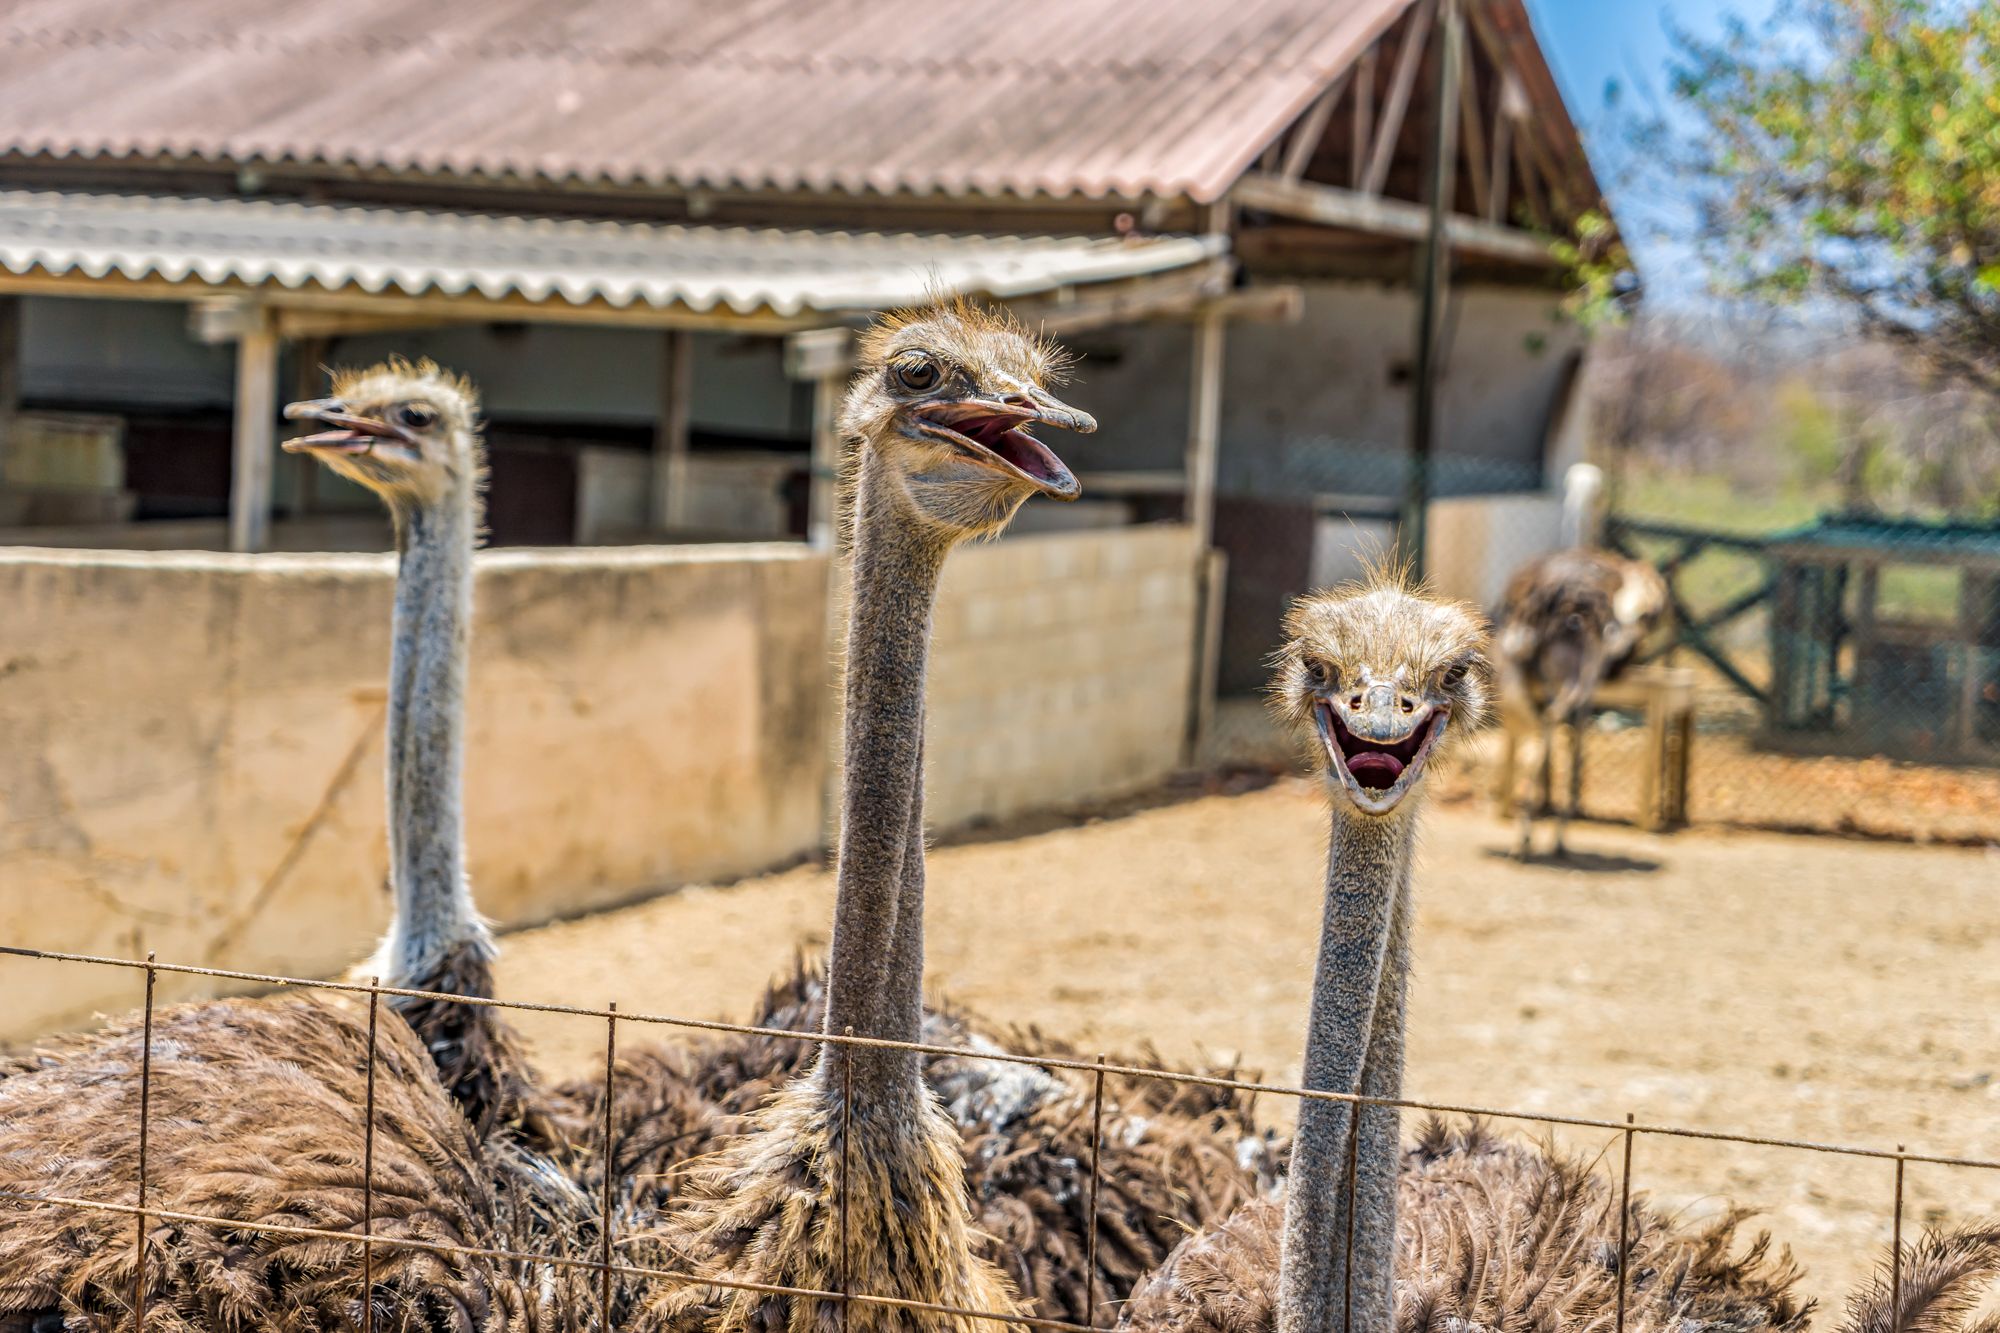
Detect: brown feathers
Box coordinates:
(0, 997, 582, 1333)
(1122, 1119, 1815, 1333)
(628, 1078, 1021, 1333)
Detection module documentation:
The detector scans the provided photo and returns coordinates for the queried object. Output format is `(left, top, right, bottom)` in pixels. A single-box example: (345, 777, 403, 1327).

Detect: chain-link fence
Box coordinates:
(1196, 438, 2000, 846)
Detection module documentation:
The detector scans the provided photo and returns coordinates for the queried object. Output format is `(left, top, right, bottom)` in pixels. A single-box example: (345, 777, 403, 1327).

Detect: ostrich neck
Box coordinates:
(379, 481, 487, 988)
(1276, 803, 1418, 1333)
(819, 455, 949, 1106)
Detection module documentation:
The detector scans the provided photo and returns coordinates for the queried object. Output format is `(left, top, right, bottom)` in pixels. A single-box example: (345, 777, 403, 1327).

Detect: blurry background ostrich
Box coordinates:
(1494, 464, 1670, 858)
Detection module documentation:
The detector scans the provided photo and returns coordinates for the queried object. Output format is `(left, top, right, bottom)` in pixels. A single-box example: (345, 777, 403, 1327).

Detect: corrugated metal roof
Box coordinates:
(0, 189, 1228, 315)
(0, 0, 1415, 202)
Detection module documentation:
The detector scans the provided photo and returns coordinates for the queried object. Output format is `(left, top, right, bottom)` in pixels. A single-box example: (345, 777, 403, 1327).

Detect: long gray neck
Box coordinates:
(819, 456, 949, 1107)
(375, 479, 490, 990)
(1276, 804, 1418, 1333)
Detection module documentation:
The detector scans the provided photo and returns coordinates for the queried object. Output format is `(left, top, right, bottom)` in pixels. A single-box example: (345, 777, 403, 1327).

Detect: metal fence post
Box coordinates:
(133, 952, 158, 1333)
(362, 979, 381, 1333)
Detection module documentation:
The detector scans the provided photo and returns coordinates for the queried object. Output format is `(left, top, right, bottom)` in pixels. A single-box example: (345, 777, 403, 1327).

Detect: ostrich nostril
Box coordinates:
(1347, 694, 1364, 710)
(1400, 698, 1414, 714)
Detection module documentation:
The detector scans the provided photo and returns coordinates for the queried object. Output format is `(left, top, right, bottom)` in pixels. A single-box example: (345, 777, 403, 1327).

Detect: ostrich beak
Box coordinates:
(1313, 679, 1448, 816)
(912, 385, 1093, 501)
(282, 398, 420, 459)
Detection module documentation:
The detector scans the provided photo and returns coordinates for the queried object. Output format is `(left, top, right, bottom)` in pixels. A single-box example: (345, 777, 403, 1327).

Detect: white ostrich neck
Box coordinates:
(1276, 803, 1417, 1333)
(378, 480, 488, 988)
(819, 453, 949, 1106)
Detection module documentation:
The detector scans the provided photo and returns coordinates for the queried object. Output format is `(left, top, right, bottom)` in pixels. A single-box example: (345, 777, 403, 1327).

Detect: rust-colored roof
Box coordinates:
(0, 0, 1422, 203)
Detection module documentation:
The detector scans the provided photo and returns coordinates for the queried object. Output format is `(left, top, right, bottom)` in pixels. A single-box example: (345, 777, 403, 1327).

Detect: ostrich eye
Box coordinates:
(395, 403, 438, 432)
(893, 357, 941, 393)
(1305, 659, 1335, 690)
(1442, 661, 1469, 688)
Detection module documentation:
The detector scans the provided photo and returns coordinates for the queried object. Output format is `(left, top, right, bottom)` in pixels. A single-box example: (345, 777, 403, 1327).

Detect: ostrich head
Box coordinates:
(838, 298, 1094, 542)
(283, 358, 482, 509)
(1275, 573, 1492, 817)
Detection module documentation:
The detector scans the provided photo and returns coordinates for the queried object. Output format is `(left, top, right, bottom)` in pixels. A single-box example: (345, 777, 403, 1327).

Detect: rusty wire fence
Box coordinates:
(1, 944, 1993, 1333)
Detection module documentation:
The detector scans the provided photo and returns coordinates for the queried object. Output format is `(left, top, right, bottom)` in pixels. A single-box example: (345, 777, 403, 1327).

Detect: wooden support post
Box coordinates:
(652, 329, 693, 531)
(1400, 0, 1462, 576)
(229, 313, 280, 553)
(1185, 546, 1230, 764)
(1184, 310, 1225, 552)
(807, 371, 842, 549)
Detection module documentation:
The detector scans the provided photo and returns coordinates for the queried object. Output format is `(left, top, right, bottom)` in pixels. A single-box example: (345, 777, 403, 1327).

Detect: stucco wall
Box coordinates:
(0, 543, 832, 1034)
(1062, 279, 1581, 496)
(0, 527, 1200, 1039)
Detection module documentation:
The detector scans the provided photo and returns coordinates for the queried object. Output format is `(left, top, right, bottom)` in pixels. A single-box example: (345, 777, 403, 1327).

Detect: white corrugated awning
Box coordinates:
(0, 189, 1229, 318)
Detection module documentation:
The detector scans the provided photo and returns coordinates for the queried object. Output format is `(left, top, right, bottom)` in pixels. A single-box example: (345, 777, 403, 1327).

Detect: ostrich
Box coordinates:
(1494, 468, 1668, 858)
(290, 363, 731, 1238)
(1119, 573, 1809, 1333)
(629, 300, 1097, 1333)
(282, 360, 534, 1139)
(1494, 548, 1667, 859)
(0, 366, 602, 1333)
(548, 304, 1268, 1325)
(0, 997, 572, 1333)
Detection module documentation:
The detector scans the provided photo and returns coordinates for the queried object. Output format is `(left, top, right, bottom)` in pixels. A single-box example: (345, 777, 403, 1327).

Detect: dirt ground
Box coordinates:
(498, 778, 2000, 1312)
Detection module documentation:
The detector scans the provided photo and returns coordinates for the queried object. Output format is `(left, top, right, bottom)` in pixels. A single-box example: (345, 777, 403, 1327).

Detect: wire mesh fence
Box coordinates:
(2, 945, 1995, 1333)
(1200, 435, 2000, 846)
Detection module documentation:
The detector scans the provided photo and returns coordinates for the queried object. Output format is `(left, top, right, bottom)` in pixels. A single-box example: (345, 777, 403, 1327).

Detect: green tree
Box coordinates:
(1663, 0, 2000, 391)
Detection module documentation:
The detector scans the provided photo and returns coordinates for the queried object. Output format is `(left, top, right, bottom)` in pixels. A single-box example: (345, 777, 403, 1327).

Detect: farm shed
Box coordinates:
(0, 0, 1616, 681)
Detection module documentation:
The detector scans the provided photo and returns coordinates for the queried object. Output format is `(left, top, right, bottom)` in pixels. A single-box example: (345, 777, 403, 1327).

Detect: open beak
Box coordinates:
(1312, 687, 1448, 816)
(911, 385, 1094, 500)
(282, 398, 418, 459)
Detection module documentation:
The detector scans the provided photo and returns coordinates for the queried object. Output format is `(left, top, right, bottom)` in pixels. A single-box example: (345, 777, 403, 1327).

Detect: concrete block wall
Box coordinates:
(926, 526, 1198, 829)
(0, 526, 1201, 1040)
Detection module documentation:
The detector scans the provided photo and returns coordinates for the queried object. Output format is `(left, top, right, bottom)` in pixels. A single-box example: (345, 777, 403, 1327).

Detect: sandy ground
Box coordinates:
(497, 779, 2000, 1310)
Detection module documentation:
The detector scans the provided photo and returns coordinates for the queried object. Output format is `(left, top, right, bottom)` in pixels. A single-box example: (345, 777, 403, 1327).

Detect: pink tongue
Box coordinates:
(1345, 752, 1405, 790)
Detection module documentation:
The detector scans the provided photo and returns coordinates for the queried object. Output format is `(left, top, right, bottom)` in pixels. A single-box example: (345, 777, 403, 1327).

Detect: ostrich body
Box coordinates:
(1493, 544, 1668, 859)
(1120, 575, 1808, 1333)
(568, 958, 1279, 1324)
(0, 998, 563, 1333)
(632, 302, 1097, 1333)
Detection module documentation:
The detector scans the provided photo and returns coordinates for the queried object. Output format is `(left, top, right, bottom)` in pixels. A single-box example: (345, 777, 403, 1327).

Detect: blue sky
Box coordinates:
(1522, 0, 1782, 299)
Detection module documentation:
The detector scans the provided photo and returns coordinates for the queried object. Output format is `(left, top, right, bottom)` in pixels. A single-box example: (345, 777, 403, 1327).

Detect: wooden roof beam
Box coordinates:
(1279, 68, 1352, 184)
(1231, 171, 1557, 267)
(1362, 0, 1437, 197)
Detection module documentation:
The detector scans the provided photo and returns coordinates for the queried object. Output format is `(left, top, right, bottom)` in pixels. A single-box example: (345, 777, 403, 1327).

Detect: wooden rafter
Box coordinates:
(1350, 48, 1377, 189)
(1513, 127, 1549, 230)
(1279, 68, 1352, 183)
(1462, 2, 1586, 229)
(1487, 73, 1518, 224)
(1456, 23, 1490, 221)
(1231, 172, 1555, 266)
(1361, 0, 1437, 197)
